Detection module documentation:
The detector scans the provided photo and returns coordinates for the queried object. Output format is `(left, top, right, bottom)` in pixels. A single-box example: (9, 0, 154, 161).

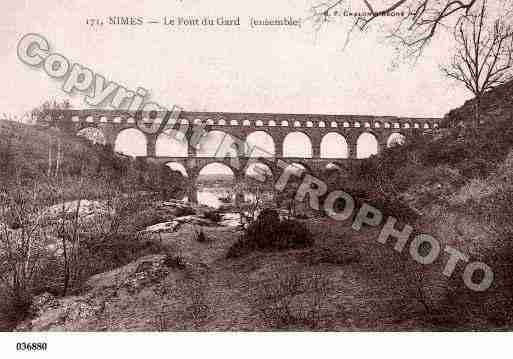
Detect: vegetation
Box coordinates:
(227, 209, 313, 258)
(0, 119, 184, 330)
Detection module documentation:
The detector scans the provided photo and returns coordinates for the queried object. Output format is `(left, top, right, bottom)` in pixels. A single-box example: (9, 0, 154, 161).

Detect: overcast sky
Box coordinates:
(2, 0, 471, 120)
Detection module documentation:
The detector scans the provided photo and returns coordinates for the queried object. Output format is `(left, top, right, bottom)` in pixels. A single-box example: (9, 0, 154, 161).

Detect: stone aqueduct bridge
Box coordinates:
(43, 109, 440, 187)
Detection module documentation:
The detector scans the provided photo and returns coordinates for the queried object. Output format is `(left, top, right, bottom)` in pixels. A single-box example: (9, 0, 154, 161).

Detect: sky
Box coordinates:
(1, 0, 472, 174)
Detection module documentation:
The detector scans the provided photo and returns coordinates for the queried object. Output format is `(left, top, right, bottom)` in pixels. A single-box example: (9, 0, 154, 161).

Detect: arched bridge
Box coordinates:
(42, 109, 440, 200)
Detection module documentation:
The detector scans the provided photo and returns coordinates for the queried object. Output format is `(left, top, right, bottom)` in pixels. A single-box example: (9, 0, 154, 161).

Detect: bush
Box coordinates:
(227, 209, 313, 258)
(203, 210, 222, 223)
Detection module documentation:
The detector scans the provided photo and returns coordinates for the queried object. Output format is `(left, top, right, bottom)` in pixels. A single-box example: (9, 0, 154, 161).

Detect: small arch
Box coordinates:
(414, 123, 420, 129)
(306, 121, 313, 128)
(364, 122, 371, 128)
(321, 133, 348, 159)
(218, 119, 226, 126)
(243, 119, 251, 126)
(356, 132, 378, 159)
(384, 122, 391, 129)
(283, 132, 313, 158)
(387, 133, 406, 148)
(165, 162, 188, 177)
(206, 119, 214, 125)
(268, 120, 277, 127)
(293, 121, 301, 127)
(319, 121, 326, 128)
(100, 116, 108, 123)
(434, 123, 439, 128)
(180, 119, 189, 125)
(403, 123, 411, 129)
(393, 122, 400, 129)
(77, 127, 106, 145)
(281, 120, 289, 127)
(423, 123, 430, 129)
(86, 116, 94, 123)
(354, 122, 361, 128)
(72, 115, 80, 122)
(374, 122, 381, 128)
(343, 122, 350, 128)
(230, 120, 238, 126)
(113, 117, 122, 123)
(194, 118, 202, 125)
(256, 120, 264, 126)
(330, 121, 338, 128)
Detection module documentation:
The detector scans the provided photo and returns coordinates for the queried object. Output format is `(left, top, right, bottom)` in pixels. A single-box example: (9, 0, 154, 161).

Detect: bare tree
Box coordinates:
(441, 0, 513, 127)
(309, 0, 512, 58)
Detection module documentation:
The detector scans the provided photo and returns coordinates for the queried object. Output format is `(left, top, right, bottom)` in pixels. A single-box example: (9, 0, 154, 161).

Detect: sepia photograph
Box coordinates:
(1, 0, 513, 357)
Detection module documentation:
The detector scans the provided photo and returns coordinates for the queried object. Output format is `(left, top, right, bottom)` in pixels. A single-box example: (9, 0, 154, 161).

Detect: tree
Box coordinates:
(441, 0, 513, 128)
(310, 0, 511, 59)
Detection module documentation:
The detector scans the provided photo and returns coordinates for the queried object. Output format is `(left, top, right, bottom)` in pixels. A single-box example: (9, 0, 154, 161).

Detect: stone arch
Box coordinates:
(196, 163, 236, 208)
(330, 121, 338, 128)
(364, 122, 371, 128)
(196, 130, 237, 157)
(77, 127, 106, 145)
(423, 123, 430, 129)
(384, 122, 391, 129)
(156, 129, 188, 157)
(293, 121, 301, 127)
(320, 132, 348, 159)
(374, 122, 381, 128)
(306, 121, 313, 127)
(230, 120, 238, 126)
(268, 120, 277, 126)
(194, 119, 202, 125)
(256, 120, 264, 126)
(319, 121, 326, 128)
(206, 119, 214, 125)
(393, 122, 400, 129)
(354, 122, 361, 128)
(283, 131, 313, 158)
(165, 162, 188, 177)
(243, 120, 251, 126)
(218, 119, 226, 126)
(343, 121, 350, 128)
(114, 128, 147, 156)
(356, 132, 378, 159)
(245, 131, 275, 157)
(281, 120, 289, 127)
(403, 122, 411, 129)
(387, 132, 406, 148)
(414, 123, 420, 129)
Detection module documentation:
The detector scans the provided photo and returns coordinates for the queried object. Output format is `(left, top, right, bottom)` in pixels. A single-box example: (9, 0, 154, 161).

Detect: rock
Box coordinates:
(29, 292, 60, 317)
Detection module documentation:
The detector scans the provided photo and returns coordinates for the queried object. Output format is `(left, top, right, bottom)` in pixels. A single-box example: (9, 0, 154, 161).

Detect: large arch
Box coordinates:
(245, 131, 275, 157)
(114, 128, 147, 156)
(156, 129, 188, 157)
(77, 127, 106, 145)
(283, 132, 313, 158)
(356, 132, 378, 159)
(196, 162, 236, 208)
(196, 130, 237, 157)
(320, 132, 349, 158)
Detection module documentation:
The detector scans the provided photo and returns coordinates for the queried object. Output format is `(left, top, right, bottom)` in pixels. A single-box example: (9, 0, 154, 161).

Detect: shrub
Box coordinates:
(227, 209, 313, 258)
(203, 210, 222, 223)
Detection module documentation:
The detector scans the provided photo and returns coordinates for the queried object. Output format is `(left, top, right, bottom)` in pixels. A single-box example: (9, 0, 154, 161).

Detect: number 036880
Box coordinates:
(16, 342, 47, 351)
